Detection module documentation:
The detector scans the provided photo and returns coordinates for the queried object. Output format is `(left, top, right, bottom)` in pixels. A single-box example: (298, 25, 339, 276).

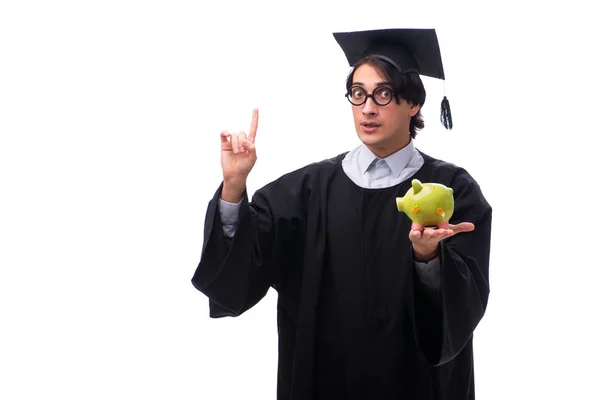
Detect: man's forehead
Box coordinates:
(352, 64, 391, 85)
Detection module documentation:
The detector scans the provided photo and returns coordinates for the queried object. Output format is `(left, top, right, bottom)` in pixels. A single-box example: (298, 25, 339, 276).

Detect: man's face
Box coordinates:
(350, 63, 420, 157)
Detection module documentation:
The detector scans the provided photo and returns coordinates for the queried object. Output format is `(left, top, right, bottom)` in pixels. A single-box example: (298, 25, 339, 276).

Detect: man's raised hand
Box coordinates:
(220, 109, 259, 203)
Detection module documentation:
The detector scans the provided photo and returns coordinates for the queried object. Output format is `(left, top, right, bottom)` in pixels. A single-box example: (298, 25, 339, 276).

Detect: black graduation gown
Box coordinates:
(192, 150, 493, 400)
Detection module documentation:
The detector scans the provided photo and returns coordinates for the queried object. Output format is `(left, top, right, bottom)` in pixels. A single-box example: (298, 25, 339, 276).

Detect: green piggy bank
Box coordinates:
(396, 179, 454, 227)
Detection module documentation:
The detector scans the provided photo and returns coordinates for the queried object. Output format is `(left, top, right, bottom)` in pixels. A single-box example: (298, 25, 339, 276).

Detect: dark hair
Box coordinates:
(345, 56, 426, 139)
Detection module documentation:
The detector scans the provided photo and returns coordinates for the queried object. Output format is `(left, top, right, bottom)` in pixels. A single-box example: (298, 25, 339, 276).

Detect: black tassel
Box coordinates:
(440, 96, 453, 130)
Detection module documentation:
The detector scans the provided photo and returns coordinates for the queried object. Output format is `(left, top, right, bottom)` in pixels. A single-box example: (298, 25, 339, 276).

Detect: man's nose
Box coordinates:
(362, 96, 378, 115)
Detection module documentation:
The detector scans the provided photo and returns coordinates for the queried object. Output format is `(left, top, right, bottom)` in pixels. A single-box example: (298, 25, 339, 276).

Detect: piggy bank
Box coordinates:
(396, 179, 454, 227)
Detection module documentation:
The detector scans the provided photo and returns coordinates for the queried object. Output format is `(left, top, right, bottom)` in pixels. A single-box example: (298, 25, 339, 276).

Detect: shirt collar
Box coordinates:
(358, 140, 416, 177)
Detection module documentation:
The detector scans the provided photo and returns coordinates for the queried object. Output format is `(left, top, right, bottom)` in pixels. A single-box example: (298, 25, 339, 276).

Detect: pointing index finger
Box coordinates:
(248, 108, 259, 143)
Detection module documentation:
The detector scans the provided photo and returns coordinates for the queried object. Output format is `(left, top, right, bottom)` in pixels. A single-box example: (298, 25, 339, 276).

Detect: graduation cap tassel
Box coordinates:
(440, 96, 453, 130)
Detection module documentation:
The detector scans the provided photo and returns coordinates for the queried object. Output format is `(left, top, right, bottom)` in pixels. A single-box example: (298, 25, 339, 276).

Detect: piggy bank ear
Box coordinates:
(412, 179, 423, 194)
(449, 188, 453, 194)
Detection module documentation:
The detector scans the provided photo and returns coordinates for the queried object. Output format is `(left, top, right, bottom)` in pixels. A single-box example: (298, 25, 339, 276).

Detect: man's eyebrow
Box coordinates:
(351, 81, 393, 86)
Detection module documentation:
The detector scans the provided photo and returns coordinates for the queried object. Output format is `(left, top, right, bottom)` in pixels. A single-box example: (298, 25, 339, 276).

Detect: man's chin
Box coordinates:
(358, 132, 385, 146)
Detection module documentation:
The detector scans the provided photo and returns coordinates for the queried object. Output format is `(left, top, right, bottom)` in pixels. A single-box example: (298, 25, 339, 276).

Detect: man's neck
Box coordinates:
(367, 137, 411, 159)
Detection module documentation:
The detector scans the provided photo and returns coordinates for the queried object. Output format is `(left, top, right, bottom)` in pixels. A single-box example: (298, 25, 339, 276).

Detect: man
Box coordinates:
(192, 28, 492, 399)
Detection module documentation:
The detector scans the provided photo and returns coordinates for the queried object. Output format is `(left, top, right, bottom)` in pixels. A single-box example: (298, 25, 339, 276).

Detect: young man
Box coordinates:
(192, 28, 493, 399)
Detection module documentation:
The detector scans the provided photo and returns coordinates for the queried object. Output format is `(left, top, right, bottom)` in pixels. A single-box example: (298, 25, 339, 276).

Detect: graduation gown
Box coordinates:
(192, 150, 493, 400)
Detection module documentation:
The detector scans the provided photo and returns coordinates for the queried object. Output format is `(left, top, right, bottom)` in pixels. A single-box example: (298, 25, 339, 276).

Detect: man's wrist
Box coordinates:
(413, 248, 438, 262)
(221, 178, 246, 203)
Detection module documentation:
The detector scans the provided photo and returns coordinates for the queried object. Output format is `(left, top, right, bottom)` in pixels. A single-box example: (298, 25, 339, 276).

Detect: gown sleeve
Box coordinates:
(191, 171, 308, 318)
(410, 168, 493, 366)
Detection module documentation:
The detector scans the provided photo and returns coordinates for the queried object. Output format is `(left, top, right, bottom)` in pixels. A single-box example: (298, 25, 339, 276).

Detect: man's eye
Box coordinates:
(377, 89, 392, 98)
(352, 89, 365, 98)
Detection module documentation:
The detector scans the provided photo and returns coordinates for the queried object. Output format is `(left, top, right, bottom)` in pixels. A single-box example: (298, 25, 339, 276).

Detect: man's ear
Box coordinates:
(409, 103, 421, 117)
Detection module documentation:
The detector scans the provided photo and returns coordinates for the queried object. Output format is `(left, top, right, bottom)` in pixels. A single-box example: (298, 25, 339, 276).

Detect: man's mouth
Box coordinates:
(361, 122, 381, 133)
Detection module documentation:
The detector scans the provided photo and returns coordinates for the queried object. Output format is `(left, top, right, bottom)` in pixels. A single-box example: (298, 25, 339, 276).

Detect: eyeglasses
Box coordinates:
(345, 85, 396, 106)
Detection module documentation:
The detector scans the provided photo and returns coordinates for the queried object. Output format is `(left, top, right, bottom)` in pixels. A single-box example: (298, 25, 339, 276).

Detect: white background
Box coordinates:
(1, 0, 598, 399)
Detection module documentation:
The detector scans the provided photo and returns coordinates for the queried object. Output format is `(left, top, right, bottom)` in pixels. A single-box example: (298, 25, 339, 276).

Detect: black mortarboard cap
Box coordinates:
(333, 28, 453, 130)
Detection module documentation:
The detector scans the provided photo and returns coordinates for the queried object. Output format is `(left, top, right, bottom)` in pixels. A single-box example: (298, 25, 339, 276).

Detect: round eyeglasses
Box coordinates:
(345, 85, 396, 106)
